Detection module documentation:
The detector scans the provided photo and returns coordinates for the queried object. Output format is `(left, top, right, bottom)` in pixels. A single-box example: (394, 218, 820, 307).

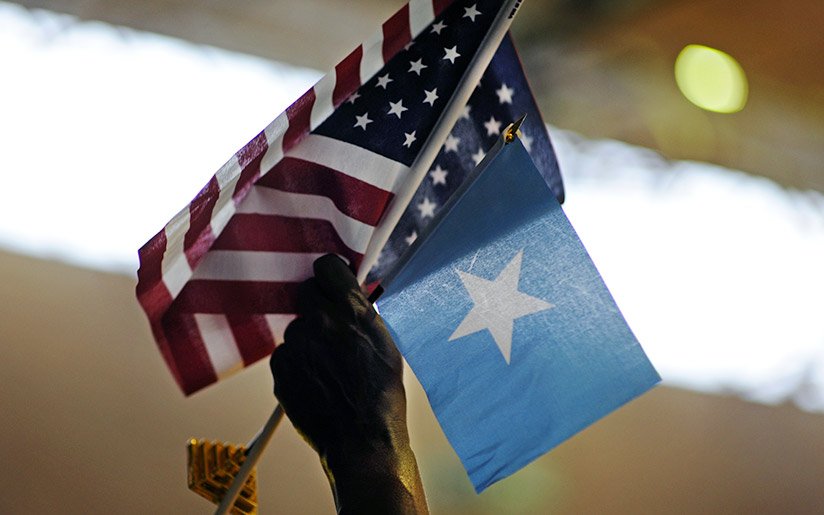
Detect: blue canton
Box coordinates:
(314, 0, 501, 165)
(362, 32, 565, 282)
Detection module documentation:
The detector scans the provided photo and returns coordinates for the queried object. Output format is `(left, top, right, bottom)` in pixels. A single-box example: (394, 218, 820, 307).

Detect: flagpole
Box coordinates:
(214, 404, 285, 515)
(356, 0, 527, 284)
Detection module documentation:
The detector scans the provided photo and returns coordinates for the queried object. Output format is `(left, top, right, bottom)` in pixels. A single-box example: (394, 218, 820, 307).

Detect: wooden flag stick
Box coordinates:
(215, 404, 285, 515)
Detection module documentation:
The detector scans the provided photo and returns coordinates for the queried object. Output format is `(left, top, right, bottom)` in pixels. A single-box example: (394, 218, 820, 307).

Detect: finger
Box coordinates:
(278, 322, 343, 415)
(272, 318, 312, 388)
(270, 339, 298, 397)
(272, 326, 322, 409)
(282, 316, 310, 346)
(312, 254, 364, 307)
(270, 340, 323, 447)
(297, 277, 341, 333)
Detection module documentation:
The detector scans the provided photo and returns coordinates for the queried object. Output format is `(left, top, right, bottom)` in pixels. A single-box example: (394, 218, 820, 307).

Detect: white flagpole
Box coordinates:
(214, 404, 285, 515)
(357, 0, 527, 284)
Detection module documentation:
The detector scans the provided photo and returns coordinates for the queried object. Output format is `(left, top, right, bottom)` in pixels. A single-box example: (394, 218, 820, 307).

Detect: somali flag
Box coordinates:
(376, 136, 660, 492)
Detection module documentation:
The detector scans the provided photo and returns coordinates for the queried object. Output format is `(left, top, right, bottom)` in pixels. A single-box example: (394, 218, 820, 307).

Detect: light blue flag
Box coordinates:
(376, 136, 660, 492)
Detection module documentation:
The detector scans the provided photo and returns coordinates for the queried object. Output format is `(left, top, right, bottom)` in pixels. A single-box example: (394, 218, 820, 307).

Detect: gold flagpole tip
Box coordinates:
(505, 114, 527, 143)
(187, 439, 258, 515)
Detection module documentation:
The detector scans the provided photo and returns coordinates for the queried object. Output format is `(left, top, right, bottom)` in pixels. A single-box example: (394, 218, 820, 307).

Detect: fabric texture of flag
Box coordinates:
(376, 138, 660, 492)
(137, 0, 532, 395)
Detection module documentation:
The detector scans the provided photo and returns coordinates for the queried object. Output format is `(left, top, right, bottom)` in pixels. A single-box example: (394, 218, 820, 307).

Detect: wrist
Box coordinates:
(323, 419, 412, 478)
(323, 424, 426, 514)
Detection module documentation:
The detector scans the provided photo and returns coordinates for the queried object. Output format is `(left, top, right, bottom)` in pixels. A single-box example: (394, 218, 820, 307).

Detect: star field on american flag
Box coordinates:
(366, 33, 565, 282)
(314, 0, 500, 169)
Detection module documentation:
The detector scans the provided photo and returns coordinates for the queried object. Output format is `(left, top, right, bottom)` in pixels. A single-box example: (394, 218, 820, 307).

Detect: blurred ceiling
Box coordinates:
(11, 0, 824, 191)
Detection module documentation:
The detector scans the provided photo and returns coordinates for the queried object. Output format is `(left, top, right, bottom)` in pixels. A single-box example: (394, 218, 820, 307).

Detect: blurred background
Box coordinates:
(1, 0, 823, 513)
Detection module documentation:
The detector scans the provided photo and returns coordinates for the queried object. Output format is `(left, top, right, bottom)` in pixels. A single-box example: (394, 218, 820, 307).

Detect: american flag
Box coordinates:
(137, 0, 561, 395)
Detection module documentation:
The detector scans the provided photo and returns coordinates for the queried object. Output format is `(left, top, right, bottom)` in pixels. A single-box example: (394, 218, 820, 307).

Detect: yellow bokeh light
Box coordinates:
(675, 45, 748, 113)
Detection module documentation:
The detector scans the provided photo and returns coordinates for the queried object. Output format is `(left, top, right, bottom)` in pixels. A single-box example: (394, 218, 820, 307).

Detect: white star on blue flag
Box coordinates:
(377, 139, 658, 493)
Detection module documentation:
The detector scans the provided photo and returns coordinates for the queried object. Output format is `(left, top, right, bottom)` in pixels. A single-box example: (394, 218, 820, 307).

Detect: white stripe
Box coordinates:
(236, 186, 375, 253)
(162, 198, 193, 246)
(210, 156, 240, 237)
(260, 135, 284, 176)
(409, 0, 435, 37)
(265, 112, 290, 150)
(214, 154, 239, 191)
(162, 253, 192, 300)
(360, 31, 385, 84)
(210, 191, 237, 240)
(261, 113, 288, 172)
(310, 76, 336, 131)
(192, 251, 326, 282)
(161, 209, 193, 299)
(286, 134, 408, 192)
(194, 314, 244, 380)
(264, 314, 297, 344)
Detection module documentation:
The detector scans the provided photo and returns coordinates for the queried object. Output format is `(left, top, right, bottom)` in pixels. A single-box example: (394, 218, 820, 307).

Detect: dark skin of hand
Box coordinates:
(270, 254, 429, 514)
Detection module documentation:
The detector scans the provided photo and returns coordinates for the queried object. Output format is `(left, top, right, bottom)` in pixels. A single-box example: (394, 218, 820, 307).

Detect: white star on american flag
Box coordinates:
(463, 4, 481, 22)
(429, 165, 448, 186)
(459, 104, 472, 120)
(376, 74, 393, 89)
(409, 58, 427, 75)
(417, 197, 437, 218)
(387, 99, 407, 119)
(444, 134, 461, 152)
(423, 88, 439, 106)
(347, 91, 360, 104)
(403, 130, 417, 148)
(484, 116, 502, 136)
(521, 132, 533, 152)
(431, 20, 446, 34)
(443, 46, 460, 64)
(496, 83, 514, 104)
(354, 113, 372, 130)
(472, 147, 486, 165)
(404, 231, 418, 245)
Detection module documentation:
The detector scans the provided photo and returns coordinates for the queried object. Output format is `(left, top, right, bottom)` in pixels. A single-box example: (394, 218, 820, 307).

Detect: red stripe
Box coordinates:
(234, 130, 270, 202)
(162, 309, 219, 395)
(232, 132, 269, 203)
(255, 157, 393, 225)
(237, 129, 269, 169)
(382, 4, 412, 63)
(136, 229, 188, 391)
(432, 0, 452, 17)
(283, 88, 316, 153)
(150, 320, 187, 393)
(136, 229, 173, 320)
(184, 176, 219, 269)
(227, 314, 277, 365)
(210, 213, 364, 267)
(174, 280, 301, 315)
(333, 46, 364, 107)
